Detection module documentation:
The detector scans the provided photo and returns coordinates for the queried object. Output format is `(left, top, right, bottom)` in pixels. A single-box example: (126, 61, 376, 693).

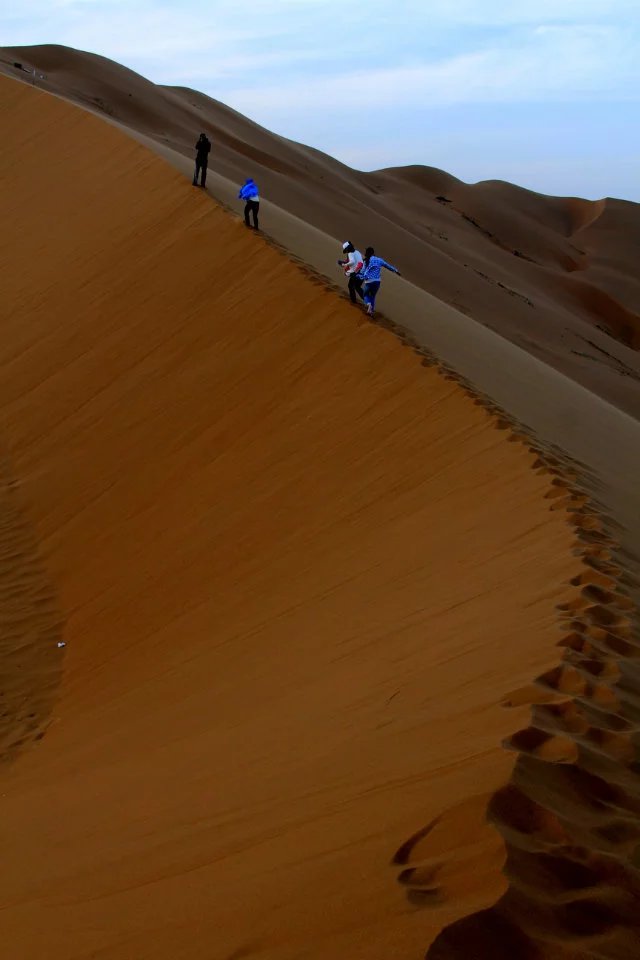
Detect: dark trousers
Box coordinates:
(244, 200, 259, 229)
(348, 273, 364, 303)
(193, 158, 208, 187)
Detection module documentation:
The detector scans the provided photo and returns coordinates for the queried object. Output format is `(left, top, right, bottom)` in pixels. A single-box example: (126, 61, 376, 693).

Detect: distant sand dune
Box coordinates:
(565, 197, 607, 237)
(565, 281, 640, 349)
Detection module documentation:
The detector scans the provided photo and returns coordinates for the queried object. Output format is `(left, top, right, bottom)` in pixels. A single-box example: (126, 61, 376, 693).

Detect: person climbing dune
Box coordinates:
(337, 241, 364, 303)
(238, 178, 260, 229)
(193, 133, 211, 188)
(360, 247, 401, 316)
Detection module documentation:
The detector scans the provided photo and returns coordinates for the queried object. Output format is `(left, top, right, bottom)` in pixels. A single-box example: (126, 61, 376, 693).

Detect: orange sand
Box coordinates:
(0, 74, 638, 960)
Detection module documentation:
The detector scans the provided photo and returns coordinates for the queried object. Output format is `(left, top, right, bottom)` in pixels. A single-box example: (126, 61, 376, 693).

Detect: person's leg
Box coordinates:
(193, 160, 200, 185)
(348, 274, 364, 303)
(244, 202, 251, 226)
(251, 201, 259, 229)
(365, 281, 380, 315)
(201, 161, 208, 188)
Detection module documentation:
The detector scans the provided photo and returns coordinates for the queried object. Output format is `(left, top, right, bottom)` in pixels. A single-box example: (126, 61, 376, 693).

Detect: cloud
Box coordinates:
(5, 1, 639, 83)
(396, 0, 640, 25)
(220, 24, 639, 116)
(3, 1, 285, 59)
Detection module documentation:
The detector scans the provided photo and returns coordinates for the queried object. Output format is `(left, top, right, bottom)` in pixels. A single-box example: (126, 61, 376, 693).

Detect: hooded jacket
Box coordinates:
(361, 256, 399, 284)
(238, 179, 260, 201)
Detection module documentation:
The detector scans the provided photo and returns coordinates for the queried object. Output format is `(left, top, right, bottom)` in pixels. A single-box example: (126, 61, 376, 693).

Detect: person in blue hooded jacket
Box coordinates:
(360, 247, 401, 316)
(238, 178, 260, 229)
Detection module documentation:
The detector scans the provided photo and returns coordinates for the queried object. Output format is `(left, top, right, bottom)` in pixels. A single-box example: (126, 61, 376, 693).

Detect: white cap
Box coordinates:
(342, 241, 350, 251)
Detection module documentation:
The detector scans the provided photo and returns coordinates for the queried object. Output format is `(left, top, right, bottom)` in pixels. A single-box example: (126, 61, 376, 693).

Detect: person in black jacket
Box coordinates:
(193, 133, 211, 188)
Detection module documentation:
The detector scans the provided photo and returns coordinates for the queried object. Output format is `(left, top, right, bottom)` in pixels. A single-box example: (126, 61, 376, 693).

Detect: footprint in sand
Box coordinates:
(503, 726, 579, 764)
(391, 819, 446, 906)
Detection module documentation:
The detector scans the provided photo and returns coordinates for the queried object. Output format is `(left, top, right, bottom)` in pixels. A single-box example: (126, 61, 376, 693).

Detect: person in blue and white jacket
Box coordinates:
(238, 178, 260, 229)
(360, 247, 401, 315)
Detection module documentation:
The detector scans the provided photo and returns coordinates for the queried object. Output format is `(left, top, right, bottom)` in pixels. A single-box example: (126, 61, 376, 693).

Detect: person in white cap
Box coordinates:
(337, 241, 364, 303)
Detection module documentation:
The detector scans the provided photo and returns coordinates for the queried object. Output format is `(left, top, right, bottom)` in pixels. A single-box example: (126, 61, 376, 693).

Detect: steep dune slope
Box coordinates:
(0, 75, 628, 960)
(1, 45, 639, 416)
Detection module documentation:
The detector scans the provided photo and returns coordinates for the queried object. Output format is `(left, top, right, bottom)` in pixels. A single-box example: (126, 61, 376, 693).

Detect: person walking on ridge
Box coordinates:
(193, 133, 211, 188)
(238, 178, 260, 229)
(360, 247, 401, 316)
(337, 241, 364, 303)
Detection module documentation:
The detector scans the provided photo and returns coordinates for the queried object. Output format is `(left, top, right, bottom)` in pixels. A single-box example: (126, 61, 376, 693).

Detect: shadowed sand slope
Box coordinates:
(1, 44, 640, 418)
(0, 76, 638, 960)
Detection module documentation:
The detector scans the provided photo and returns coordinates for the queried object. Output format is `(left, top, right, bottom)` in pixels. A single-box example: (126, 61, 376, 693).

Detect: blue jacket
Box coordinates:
(361, 256, 399, 283)
(238, 179, 259, 201)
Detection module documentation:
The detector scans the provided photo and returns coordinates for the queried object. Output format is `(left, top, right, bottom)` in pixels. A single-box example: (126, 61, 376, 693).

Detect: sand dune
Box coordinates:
(1, 44, 639, 419)
(1, 54, 640, 960)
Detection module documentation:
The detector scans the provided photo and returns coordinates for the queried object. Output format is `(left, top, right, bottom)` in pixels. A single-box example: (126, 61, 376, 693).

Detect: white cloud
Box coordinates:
(222, 24, 639, 114)
(3, 1, 639, 79)
(399, 0, 640, 25)
(1, 1, 286, 59)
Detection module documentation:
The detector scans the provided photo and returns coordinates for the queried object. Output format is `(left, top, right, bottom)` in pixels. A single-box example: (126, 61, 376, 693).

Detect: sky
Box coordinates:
(2, 0, 639, 201)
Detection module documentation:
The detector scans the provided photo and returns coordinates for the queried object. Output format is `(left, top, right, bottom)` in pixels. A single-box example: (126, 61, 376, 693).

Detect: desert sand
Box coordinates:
(0, 48, 639, 960)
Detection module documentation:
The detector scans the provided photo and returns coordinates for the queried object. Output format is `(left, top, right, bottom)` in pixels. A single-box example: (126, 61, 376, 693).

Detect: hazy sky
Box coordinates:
(3, 0, 639, 200)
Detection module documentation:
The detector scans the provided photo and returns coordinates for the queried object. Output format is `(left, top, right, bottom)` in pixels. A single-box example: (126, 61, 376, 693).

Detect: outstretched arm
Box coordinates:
(381, 259, 401, 275)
